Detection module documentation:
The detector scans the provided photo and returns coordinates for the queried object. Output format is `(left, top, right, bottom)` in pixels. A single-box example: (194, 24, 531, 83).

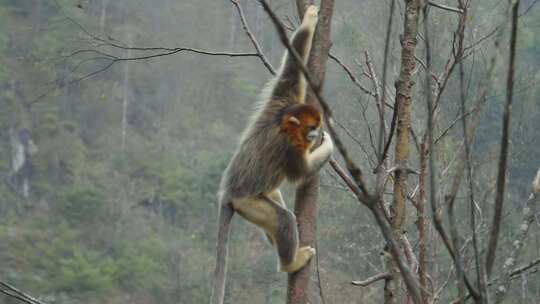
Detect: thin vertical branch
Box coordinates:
(485, 0, 519, 277)
(314, 234, 327, 304)
(377, 0, 396, 163)
(424, 2, 482, 302)
(423, 5, 443, 304)
(429, 4, 464, 302)
(376, 0, 398, 174)
(456, 0, 487, 302)
(363, 51, 383, 131)
(427, 0, 516, 299)
(416, 143, 429, 304)
(370, 203, 422, 304)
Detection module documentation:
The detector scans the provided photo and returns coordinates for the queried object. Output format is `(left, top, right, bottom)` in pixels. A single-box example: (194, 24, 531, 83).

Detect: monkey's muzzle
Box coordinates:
(306, 130, 319, 142)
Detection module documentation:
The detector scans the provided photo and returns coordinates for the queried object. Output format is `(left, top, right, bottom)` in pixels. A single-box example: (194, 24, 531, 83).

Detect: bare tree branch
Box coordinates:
(28, 14, 266, 106)
(457, 0, 487, 301)
(491, 4, 526, 297)
(427, 1, 517, 301)
(328, 159, 366, 199)
(334, 118, 376, 167)
(454, 256, 540, 303)
(433, 109, 473, 144)
(328, 53, 375, 96)
(486, 0, 520, 277)
(427, 1, 464, 14)
(463, 27, 499, 53)
(29, 44, 261, 107)
(352, 272, 392, 286)
(230, 0, 276, 75)
(505, 256, 540, 279)
(423, 4, 468, 303)
(423, 2, 489, 301)
(314, 229, 327, 304)
(0, 282, 46, 304)
(518, 0, 539, 16)
(376, 0, 395, 162)
(364, 50, 393, 175)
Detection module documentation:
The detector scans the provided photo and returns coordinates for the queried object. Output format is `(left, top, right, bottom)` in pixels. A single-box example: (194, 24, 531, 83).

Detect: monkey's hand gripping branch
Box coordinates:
(307, 131, 334, 175)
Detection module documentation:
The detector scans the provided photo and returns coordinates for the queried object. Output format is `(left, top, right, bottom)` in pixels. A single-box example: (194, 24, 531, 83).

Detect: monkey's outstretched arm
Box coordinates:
(306, 131, 334, 175)
(272, 6, 318, 101)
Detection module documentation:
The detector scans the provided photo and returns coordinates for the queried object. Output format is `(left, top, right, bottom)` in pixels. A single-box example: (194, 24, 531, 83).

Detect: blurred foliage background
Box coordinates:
(0, 0, 539, 303)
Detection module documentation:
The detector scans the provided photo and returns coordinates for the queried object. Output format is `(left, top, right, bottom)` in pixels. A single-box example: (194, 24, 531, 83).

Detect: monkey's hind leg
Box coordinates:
(232, 195, 315, 273)
(265, 190, 315, 272)
(273, 206, 315, 273)
(264, 190, 285, 246)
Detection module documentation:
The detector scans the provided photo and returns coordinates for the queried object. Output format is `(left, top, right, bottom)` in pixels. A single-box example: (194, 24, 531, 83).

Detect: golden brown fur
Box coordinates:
(210, 6, 333, 304)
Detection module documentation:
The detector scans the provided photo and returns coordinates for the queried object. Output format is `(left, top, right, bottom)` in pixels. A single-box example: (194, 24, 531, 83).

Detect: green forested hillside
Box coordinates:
(1, 0, 539, 303)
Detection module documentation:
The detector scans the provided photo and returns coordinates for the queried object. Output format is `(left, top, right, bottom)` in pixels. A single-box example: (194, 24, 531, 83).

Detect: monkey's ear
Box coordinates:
(288, 116, 301, 126)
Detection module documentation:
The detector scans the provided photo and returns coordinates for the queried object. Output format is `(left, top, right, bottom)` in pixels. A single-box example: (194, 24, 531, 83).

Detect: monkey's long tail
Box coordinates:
(210, 202, 234, 304)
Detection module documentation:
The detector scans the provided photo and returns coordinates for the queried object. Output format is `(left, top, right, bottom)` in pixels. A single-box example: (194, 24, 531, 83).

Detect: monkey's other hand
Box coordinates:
(322, 131, 334, 149)
(303, 5, 319, 28)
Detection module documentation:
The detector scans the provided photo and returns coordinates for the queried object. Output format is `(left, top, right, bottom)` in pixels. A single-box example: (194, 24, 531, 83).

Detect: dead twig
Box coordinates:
(0, 281, 46, 304)
(427, 1, 464, 14)
(352, 272, 391, 286)
(230, 0, 276, 75)
(328, 52, 375, 96)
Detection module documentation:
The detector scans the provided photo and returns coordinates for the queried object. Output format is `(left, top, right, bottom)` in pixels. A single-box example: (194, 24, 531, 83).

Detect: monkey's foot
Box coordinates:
(303, 5, 319, 28)
(280, 246, 316, 273)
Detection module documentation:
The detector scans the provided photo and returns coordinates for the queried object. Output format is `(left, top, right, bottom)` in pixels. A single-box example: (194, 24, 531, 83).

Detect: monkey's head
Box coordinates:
(280, 104, 322, 153)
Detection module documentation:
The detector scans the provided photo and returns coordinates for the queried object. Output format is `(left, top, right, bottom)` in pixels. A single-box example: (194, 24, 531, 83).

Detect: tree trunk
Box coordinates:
(387, 0, 420, 302)
(286, 1, 334, 304)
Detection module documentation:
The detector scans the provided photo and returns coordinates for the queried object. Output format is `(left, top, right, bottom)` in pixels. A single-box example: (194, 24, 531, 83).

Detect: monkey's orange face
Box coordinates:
(300, 116, 321, 144)
(281, 104, 322, 153)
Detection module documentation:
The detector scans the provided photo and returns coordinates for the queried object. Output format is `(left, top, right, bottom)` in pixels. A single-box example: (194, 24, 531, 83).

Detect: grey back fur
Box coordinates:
(220, 97, 306, 200)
